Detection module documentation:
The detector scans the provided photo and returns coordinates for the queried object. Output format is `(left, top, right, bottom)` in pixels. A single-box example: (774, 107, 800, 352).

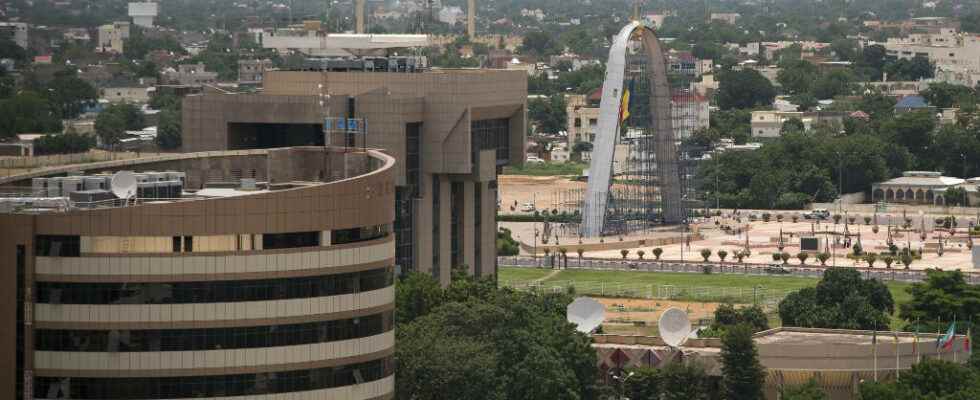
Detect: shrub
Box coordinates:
(652, 247, 663, 260)
(700, 248, 712, 262)
(717, 249, 728, 262)
(796, 252, 808, 265)
(702, 265, 713, 274)
(621, 249, 629, 259)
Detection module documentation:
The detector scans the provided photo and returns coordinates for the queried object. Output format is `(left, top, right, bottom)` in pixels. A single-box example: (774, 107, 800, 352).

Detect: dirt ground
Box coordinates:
(498, 175, 585, 212)
(596, 297, 725, 324)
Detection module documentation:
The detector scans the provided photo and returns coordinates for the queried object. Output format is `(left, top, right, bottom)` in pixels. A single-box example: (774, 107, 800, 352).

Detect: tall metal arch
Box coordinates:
(580, 21, 684, 237)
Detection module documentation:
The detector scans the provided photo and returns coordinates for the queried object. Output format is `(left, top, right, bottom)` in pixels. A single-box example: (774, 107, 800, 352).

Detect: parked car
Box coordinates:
(803, 209, 830, 220)
(525, 155, 545, 163)
(520, 202, 536, 212)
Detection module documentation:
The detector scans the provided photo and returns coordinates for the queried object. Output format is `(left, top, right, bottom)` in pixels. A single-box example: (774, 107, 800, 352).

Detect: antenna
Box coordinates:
(658, 307, 692, 347)
(567, 297, 606, 334)
(110, 171, 138, 199)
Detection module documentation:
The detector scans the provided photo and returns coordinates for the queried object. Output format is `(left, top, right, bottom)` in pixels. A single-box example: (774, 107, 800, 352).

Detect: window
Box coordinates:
(431, 177, 440, 278)
(331, 225, 389, 245)
(182, 236, 193, 252)
(574, 118, 581, 127)
(262, 231, 320, 249)
(589, 118, 598, 126)
(35, 357, 394, 399)
(36, 311, 393, 352)
(35, 235, 80, 257)
(471, 118, 511, 165)
(15, 245, 25, 400)
(450, 182, 462, 268)
(172, 236, 181, 253)
(36, 267, 394, 304)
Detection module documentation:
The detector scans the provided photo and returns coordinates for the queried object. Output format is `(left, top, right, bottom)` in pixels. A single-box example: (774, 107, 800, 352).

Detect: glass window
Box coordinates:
(36, 267, 394, 305)
(35, 356, 393, 399)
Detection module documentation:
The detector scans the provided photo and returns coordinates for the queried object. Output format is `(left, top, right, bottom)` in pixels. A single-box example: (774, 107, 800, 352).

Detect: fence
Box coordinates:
(500, 279, 791, 308)
(0, 151, 169, 176)
(497, 256, 980, 285)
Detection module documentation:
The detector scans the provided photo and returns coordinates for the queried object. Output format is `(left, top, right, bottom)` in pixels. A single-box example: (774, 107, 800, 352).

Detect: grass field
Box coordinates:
(501, 161, 587, 176)
(499, 267, 915, 329)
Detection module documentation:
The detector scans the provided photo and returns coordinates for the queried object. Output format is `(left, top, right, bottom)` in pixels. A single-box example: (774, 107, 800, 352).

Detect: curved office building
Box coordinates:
(0, 147, 396, 400)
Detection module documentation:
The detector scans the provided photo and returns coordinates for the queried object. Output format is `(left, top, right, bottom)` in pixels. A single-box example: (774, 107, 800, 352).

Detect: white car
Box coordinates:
(520, 202, 536, 212)
(525, 156, 545, 163)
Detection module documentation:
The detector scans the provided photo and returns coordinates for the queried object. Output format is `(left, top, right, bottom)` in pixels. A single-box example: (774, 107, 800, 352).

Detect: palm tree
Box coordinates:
(652, 247, 663, 261)
(796, 252, 809, 265)
(816, 252, 830, 266)
(620, 249, 629, 260)
(700, 248, 712, 262)
(780, 252, 791, 264)
(734, 251, 746, 263)
(637, 249, 646, 260)
(717, 249, 728, 262)
(883, 255, 894, 269)
(865, 253, 877, 268)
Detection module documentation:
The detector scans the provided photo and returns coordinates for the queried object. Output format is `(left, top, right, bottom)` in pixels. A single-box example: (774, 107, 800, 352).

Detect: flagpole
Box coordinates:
(873, 321, 878, 382)
(953, 316, 957, 363)
(895, 330, 900, 379)
(914, 318, 920, 363)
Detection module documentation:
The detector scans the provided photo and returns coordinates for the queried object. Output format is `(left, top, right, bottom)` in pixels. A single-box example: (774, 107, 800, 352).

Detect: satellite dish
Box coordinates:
(658, 307, 692, 347)
(110, 171, 138, 199)
(567, 297, 605, 334)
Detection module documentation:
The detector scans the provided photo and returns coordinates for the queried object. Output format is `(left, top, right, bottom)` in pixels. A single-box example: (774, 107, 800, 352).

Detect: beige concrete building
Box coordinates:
(566, 93, 601, 148)
(595, 327, 971, 400)
(97, 21, 130, 54)
(181, 68, 527, 285)
(871, 171, 980, 206)
(751, 110, 844, 138)
(0, 147, 396, 399)
(238, 58, 275, 84)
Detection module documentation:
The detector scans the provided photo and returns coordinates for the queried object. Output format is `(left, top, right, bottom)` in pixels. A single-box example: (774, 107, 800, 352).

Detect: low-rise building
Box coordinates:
(709, 13, 740, 24)
(238, 58, 274, 84)
(671, 91, 709, 140)
(102, 86, 152, 103)
(162, 63, 219, 85)
(0, 22, 28, 49)
(751, 110, 844, 138)
(872, 171, 980, 205)
(565, 93, 601, 148)
(97, 21, 130, 54)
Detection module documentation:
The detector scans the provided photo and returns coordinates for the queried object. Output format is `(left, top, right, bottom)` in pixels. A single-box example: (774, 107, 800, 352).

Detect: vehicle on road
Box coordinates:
(803, 208, 830, 220)
(520, 202, 536, 212)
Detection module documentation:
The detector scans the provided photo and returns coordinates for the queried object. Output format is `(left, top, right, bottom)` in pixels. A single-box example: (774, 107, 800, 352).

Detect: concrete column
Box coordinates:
(438, 175, 452, 285)
(462, 181, 476, 274)
(414, 173, 434, 276)
(356, 0, 366, 33)
(467, 0, 476, 38)
(480, 182, 497, 278)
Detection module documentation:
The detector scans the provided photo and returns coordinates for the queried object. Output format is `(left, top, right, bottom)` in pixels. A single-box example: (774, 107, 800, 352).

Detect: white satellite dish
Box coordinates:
(658, 307, 692, 348)
(110, 171, 138, 199)
(567, 297, 605, 334)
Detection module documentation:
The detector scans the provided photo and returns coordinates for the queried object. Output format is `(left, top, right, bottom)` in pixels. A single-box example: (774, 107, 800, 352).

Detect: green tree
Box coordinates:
(721, 324, 766, 400)
(880, 110, 935, 161)
(781, 117, 805, 134)
(0, 92, 64, 139)
(899, 270, 980, 332)
(519, 30, 559, 57)
(921, 83, 975, 109)
(884, 56, 934, 81)
(781, 378, 828, 400)
(778, 268, 893, 330)
(858, 359, 980, 399)
(94, 111, 126, 148)
(394, 272, 445, 324)
(716, 69, 776, 110)
(528, 94, 567, 135)
(46, 69, 98, 119)
(155, 108, 182, 150)
(812, 69, 855, 100)
(777, 60, 818, 95)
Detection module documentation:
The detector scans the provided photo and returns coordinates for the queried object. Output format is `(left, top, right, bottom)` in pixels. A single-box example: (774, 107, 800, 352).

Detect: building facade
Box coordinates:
(751, 111, 844, 138)
(97, 22, 130, 54)
(238, 58, 275, 85)
(0, 22, 29, 49)
(670, 91, 709, 140)
(565, 93, 600, 148)
(181, 68, 527, 285)
(0, 147, 396, 400)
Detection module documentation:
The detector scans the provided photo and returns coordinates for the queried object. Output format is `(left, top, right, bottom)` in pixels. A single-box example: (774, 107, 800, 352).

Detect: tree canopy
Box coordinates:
(716, 69, 776, 110)
(395, 271, 599, 400)
(720, 324, 766, 400)
(779, 268, 893, 330)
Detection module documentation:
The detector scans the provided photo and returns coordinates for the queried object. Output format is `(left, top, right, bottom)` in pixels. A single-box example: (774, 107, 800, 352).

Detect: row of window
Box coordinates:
(36, 267, 393, 304)
(35, 356, 393, 399)
(36, 311, 392, 352)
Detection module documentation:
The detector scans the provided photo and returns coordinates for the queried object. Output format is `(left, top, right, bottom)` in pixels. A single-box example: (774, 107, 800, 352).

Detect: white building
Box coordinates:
(710, 13, 740, 25)
(128, 2, 159, 28)
(0, 22, 28, 49)
(751, 111, 845, 138)
(97, 21, 130, 54)
(438, 6, 465, 25)
(883, 28, 980, 83)
(550, 142, 570, 163)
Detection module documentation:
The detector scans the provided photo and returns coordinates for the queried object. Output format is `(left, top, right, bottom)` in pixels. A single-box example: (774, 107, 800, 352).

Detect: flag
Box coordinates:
(913, 321, 920, 363)
(937, 321, 956, 350)
(872, 324, 879, 382)
(618, 79, 634, 125)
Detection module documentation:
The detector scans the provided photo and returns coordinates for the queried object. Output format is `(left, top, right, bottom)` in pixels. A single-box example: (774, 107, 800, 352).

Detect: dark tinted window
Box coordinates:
(35, 235, 80, 257)
(263, 231, 320, 249)
(36, 267, 393, 304)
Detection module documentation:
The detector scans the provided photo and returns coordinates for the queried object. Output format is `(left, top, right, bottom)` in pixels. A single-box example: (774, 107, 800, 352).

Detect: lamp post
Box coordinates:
(610, 371, 635, 400)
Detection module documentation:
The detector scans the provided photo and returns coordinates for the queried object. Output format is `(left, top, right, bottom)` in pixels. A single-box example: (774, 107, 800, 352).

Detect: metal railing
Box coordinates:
(497, 256, 980, 284)
(500, 278, 791, 307)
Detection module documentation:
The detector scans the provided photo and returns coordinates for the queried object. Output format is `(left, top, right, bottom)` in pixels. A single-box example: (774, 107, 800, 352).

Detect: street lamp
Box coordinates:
(609, 371, 635, 400)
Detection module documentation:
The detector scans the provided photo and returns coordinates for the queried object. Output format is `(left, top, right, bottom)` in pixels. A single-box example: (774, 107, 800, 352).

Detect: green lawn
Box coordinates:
(499, 267, 555, 282)
(501, 161, 587, 176)
(499, 267, 916, 329)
